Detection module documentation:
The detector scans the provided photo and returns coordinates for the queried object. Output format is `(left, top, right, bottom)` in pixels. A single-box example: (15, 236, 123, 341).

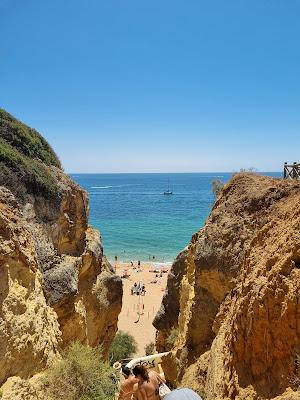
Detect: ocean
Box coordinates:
(70, 172, 281, 263)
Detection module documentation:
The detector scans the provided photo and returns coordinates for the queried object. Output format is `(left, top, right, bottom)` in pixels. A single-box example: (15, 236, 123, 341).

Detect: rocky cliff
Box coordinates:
(154, 173, 300, 400)
(0, 110, 122, 385)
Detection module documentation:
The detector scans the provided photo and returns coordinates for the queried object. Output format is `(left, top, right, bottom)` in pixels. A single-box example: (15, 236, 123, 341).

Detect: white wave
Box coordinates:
(91, 184, 139, 189)
(91, 186, 115, 189)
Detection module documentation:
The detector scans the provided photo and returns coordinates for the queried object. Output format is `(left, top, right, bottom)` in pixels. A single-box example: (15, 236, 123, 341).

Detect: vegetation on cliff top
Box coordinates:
(0, 109, 61, 201)
(44, 342, 117, 400)
(0, 109, 60, 167)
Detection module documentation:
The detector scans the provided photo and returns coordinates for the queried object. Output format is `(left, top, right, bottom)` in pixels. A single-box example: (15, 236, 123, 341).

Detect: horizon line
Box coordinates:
(67, 170, 282, 175)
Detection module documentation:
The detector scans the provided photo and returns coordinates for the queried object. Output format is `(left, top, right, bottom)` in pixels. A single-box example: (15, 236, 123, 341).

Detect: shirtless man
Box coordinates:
(118, 366, 138, 400)
(132, 365, 165, 400)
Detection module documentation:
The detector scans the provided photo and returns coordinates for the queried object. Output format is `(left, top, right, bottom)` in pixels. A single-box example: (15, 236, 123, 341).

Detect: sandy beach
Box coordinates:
(115, 261, 170, 356)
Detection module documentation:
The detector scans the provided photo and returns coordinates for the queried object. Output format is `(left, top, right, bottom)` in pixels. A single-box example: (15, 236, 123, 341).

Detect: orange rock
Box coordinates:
(155, 173, 300, 399)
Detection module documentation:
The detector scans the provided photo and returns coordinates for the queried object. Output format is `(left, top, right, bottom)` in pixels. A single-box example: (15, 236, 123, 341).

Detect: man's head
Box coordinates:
(132, 365, 149, 383)
(122, 366, 131, 379)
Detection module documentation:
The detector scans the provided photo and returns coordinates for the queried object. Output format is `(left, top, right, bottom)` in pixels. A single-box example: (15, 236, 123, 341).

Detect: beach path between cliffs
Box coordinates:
(116, 262, 169, 356)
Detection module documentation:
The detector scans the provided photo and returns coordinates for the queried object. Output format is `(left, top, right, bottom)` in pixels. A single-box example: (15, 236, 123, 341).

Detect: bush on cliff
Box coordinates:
(0, 109, 61, 202)
(109, 331, 137, 364)
(144, 341, 156, 356)
(0, 109, 61, 168)
(166, 328, 179, 348)
(44, 342, 117, 400)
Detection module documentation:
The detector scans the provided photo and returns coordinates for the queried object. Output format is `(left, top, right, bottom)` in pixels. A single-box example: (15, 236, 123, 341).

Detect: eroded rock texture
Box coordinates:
(0, 110, 122, 384)
(154, 173, 300, 400)
(0, 188, 60, 384)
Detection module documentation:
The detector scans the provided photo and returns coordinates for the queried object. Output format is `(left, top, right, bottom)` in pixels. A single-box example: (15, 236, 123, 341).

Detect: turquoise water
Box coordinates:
(71, 173, 281, 263)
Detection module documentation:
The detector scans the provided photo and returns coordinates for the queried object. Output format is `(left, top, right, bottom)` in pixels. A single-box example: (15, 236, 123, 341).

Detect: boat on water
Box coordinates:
(163, 179, 173, 195)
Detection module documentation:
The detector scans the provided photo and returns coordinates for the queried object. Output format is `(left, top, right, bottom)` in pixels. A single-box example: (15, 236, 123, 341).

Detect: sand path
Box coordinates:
(115, 262, 169, 356)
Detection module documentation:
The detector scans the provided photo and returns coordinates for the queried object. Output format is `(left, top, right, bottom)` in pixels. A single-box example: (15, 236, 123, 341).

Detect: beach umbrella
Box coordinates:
(165, 388, 203, 400)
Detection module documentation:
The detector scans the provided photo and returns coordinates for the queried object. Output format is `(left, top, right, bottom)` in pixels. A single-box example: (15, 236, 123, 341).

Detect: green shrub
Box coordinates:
(109, 331, 137, 365)
(0, 109, 62, 202)
(44, 342, 117, 400)
(0, 109, 61, 168)
(166, 328, 179, 347)
(144, 342, 156, 356)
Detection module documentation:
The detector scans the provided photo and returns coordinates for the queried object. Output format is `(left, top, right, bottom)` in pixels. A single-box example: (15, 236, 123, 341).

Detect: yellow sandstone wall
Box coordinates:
(154, 173, 300, 400)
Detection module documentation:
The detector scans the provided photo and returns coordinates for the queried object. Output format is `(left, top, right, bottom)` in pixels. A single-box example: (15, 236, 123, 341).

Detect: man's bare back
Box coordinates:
(118, 372, 138, 400)
(133, 370, 163, 400)
(133, 380, 159, 400)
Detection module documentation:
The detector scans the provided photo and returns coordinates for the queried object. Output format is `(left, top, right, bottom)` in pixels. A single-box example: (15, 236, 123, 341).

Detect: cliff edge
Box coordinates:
(154, 173, 300, 400)
(0, 110, 122, 384)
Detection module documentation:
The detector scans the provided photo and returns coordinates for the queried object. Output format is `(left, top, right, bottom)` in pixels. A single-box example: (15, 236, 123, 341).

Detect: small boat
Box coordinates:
(163, 179, 173, 195)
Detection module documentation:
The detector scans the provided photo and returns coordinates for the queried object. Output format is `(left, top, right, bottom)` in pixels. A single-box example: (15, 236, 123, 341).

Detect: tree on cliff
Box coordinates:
(109, 331, 137, 364)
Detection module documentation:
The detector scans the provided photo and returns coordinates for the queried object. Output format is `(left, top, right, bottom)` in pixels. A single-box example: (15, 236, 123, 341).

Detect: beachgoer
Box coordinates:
(118, 366, 138, 400)
(138, 260, 141, 267)
(131, 261, 134, 267)
(136, 281, 141, 295)
(132, 365, 161, 400)
(131, 282, 137, 295)
(149, 370, 165, 394)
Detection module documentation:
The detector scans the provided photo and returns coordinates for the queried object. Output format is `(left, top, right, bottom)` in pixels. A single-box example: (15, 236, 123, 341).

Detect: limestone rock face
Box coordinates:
(0, 188, 60, 384)
(154, 173, 300, 400)
(0, 174, 122, 385)
(1, 375, 47, 400)
(0, 110, 122, 385)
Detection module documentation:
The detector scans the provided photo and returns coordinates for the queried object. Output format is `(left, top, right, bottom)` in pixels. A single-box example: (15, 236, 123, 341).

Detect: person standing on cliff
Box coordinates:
(118, 366, 138, 400)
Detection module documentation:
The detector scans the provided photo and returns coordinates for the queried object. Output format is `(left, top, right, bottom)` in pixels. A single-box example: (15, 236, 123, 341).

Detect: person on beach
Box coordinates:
(118, 366, 138, 400)
(131, 282, 137, 295)
(141, 283, 146, 295)
(132, 365, 163, 400)
(136, 281, 141, 295)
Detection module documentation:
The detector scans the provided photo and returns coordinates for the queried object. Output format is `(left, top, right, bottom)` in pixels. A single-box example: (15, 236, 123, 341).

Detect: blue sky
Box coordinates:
(1, 0, 299, 172)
